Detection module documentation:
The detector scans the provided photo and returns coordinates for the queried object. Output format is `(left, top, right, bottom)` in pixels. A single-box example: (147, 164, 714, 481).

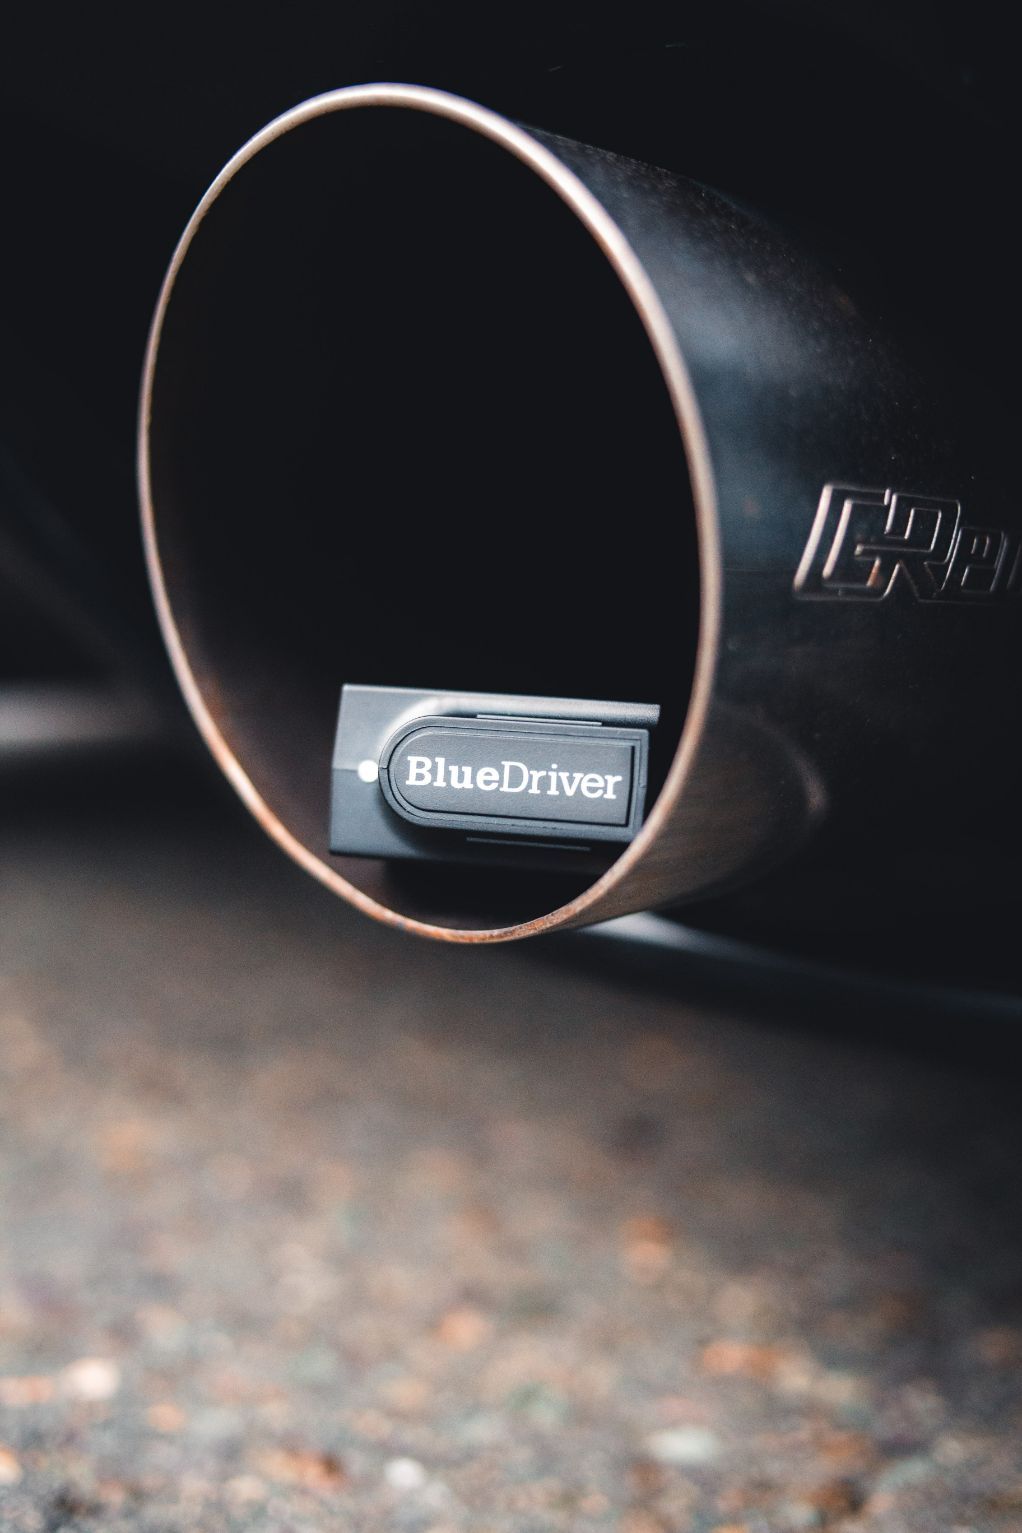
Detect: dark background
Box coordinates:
(2, 0, 1017, 659)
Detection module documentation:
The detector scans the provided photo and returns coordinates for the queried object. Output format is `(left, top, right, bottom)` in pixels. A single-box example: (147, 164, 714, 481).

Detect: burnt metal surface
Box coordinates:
(140, 86, 1022, 947)
(3, 753, 1022, 1528)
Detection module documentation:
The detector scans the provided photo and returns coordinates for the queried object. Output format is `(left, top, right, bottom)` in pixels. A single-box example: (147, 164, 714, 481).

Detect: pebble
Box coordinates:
(776, 1500, 821, 1530)
(645, 1427, 722, 1465)
(871, 1453, 935, 1492)
(0, 1374, 54, 1407)
(60, 1357, 121, 1402)
(0, 1445, 23, 1485)
(700, 1340, 788, 1381)
(225, 1474, 268, 1504)
(435, 1304, 492, 1350)
(255, 1447, 347, 1489)
(385, 1456, 428, 1490)
(147, 1402, 186, 1433)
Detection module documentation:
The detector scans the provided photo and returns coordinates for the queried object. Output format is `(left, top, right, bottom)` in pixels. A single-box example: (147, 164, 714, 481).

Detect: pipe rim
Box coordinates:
(138, 82, 721, 942)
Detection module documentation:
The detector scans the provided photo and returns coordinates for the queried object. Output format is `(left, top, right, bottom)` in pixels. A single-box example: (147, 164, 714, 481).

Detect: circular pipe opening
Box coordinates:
(142, 87, 705, 939)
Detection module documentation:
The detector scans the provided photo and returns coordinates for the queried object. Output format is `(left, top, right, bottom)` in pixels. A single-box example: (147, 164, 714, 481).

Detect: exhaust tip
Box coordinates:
(140, 86, 712, 940)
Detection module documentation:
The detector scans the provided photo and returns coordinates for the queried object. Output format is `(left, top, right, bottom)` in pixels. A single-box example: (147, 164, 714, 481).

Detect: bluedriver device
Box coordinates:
(330, 685, 660, 869)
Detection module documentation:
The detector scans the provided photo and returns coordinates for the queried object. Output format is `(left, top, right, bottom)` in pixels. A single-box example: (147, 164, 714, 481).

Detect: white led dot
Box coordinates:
(357, 758, 380, 784)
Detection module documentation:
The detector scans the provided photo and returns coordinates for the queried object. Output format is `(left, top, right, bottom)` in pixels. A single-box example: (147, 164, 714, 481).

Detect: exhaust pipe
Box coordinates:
(139, 84, 1021, 944)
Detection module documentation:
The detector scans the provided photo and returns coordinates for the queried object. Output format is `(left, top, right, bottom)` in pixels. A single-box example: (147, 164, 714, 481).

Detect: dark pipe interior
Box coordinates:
(149, 105, 699, 928)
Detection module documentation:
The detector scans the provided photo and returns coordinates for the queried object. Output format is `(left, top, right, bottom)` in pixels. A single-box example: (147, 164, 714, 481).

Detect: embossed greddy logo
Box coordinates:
(794, 485, 1022, 602)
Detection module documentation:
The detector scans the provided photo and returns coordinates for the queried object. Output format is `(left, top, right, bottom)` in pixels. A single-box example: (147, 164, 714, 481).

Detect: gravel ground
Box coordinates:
(2, 750, 1022, 1531)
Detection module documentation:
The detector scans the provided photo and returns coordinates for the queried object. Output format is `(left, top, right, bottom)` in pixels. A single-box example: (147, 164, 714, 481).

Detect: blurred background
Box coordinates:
(3, 3, 1022, 1527)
